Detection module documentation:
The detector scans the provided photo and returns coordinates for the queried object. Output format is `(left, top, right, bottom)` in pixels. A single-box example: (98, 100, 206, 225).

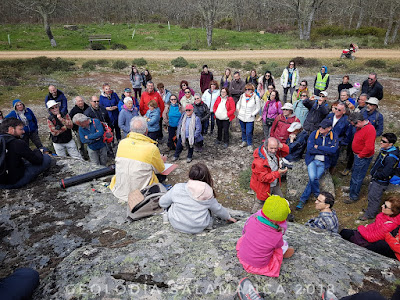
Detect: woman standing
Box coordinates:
(262, 90, 282, 139)
(213, 87, 235, 148)
(141, 69, 152, 88)
(257, 70, 275, 98)
(99, 83, 121, 142)
(178, 80, 195, 100)
(162, 95, 182, 150)
(145, 100, 161, 141)
(118, 97, 139, 138)
(180, 88, 195, 109)
(201, 80, 220, 135)
(220, 68, 232, 89)
(236, 84, 261, 152)
(280, 61, 299, 103)
(130, 66, 143, 100)
(246, 69, 259, 90)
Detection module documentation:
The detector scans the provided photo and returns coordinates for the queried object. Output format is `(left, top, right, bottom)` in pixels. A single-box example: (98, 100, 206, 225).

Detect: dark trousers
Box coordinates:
(202, 119, 209, 135)
(210, 112, 215, 133)
(365, 180, 387, 218)
(0, 154, 52, 189)
(174, 138, 203, 159)
(133, 88, 142, 100)
(216, 119, 230, 144)
(346, 141, 354, 170)
(0, 268, 39, 300)
(168, 126, 177, 149)
(22, 130, 43, 149)
(148, 131, 159, 141)
(111, 123, 121, 141)
(341, 291, 386, 300)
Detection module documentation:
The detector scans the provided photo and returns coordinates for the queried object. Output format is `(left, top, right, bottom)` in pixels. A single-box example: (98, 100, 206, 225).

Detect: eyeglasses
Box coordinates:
(92, 101, 99, 103)
(194, 98, 201, 100)
(301, 94, 307, 97)
(185, 91, 191, 94)
(381, 139, 389, 143)
(300, 84, 306, 86)
(245, 89, 253, 91)
(50, 106, 59, 109)
(368, 78, 374, 81)
(182, 84, 187, 87)
(265, 74, 270, 77)
(282, 109, 289, 111)
(383, 203, 392, 210)
(185, 109, 192, 112)
(170, 98, 177, 101)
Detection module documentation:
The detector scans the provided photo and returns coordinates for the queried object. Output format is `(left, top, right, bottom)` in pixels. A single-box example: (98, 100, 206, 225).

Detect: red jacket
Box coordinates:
(357, 212, 400, 243)
(140, 91, 165, 117)
(352, 122, 376, 158)
(213, 96, 236, 121)
(250, 144, 289, 201)
(270, 114, 300, 144)
(385, 232, 400, 261)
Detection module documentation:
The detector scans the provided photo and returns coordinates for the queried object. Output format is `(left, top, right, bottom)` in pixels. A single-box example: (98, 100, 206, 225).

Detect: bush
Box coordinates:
(239, 167, 252, 190)
(259, 60, 266, 65)
(291, 57, 305, 66)
(82, 61, 96, 70)
(365, 59, 386, 68)
(111, 43, 127, 50)
(243, 61, 255, 71)
(228, 60, 241, 69)
(314, 25, 386, 37)
(90, 43, 106, 50)
(189, 63, 197, 69)
(132, 57, 147, 66)
(95, 59, 109, 67)
(112, 60, 129, 70)
(180, 44, 191, 50)
(171, 56, 188, 68)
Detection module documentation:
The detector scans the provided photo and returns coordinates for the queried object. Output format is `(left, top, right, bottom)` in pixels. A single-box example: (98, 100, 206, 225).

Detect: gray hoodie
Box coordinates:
(159, 180, 231, 234)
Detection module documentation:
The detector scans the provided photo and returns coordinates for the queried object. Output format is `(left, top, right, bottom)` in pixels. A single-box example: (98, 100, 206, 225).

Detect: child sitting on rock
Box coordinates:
(159, 163, 236, 234)
(236, 195, 294, 277)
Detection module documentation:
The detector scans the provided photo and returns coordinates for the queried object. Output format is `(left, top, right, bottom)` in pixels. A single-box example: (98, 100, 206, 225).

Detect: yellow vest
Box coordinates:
(315, 73, 329, 91)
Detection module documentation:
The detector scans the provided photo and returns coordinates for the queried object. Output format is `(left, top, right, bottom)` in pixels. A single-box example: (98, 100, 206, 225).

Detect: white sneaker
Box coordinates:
(247, 145, 253, 152)
(240, 141, 247, 147)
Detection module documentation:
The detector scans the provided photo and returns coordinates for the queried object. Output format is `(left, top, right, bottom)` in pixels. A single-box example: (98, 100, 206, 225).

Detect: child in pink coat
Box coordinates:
(236, 195, 294, 277)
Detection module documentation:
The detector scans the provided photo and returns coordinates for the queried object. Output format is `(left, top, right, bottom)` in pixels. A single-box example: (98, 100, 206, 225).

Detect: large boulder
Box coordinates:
(0, 158, 398, 300)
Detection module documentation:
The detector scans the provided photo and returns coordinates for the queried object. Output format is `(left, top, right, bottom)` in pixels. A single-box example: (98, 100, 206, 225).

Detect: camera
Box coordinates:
(280, 162, 293, 170)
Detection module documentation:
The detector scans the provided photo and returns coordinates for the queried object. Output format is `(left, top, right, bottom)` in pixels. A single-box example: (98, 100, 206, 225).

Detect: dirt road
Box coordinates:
(1, 49, 400, 60)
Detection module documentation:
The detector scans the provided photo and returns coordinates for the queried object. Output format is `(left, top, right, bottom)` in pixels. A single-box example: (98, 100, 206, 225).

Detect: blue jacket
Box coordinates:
(99, 92, 120, 125)
(370, 146, 399, 185)
(285, 130, 309, 162)
(5, 100, 39, 134)
(118, 95, 140, 112)
(79, 118, 106, 150)
(145, 108, 161, 132)
(168, 104, 182, 128)
(118, 106, 139, 135)
(305, 129, 338, 168)
(45, 89, 68, 115)
(362, 109, 384, 137)
(324, 113, 350, 146)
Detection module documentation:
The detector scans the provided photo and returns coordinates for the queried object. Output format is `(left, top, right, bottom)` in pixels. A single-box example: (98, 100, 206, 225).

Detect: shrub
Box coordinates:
(303, 58, 320, 67)
(243, 61, 255, 71)
(95, 59, 109, 66)
(239, 167, 252, 190)
(132, 57, 147, 66)
(365, 59, 386, 68)
(171, 56, 188, 68)
(112, 60, 128, 70)
(180, 44, 191, 50)
(292, 57, 305, 66)
(90, 43, 106, 50)
(111, 43, 127, 50)
(228, 60, 241, 69)
(259, 60, 266, 65)
(82, 61, 96, 70)
(189, 63, 197, 69)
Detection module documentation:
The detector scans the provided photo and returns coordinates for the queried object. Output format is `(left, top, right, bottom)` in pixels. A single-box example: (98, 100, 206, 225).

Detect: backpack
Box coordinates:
(0, 135, 7, 177)
(388, 152, 400, 185)
(127, 183, 167, 221)
(92, 119, 113, 144)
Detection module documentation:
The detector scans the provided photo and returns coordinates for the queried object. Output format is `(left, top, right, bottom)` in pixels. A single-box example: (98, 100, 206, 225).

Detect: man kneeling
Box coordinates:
(0, 118, 51, 189)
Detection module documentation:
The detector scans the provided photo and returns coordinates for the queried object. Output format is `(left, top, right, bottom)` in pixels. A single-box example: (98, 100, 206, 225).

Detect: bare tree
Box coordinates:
(14, 0, 58, 47)
(198, 0, 226, 46)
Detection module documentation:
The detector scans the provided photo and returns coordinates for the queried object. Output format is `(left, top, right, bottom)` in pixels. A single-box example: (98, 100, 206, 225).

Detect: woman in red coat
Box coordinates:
(270, 103, 300, 144)
(340, 197, 400, 259)
(213, 87, 235, 148)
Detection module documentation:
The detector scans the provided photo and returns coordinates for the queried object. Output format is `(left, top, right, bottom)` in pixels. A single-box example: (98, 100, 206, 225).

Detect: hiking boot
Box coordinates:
(287, 213, 295, 222)
(172, 156, 179, 162)
(343, 198, 358, 204)
(186, 157, 193, 163)
(240, 141, 247, 148)
(247, 145, 253, 152)
(341, 169, 351, 176)
(296, 201, 306, 210)
(236, 277, 262, 300)
(283, 247, 295, 258)
(322, 290, 339, 300)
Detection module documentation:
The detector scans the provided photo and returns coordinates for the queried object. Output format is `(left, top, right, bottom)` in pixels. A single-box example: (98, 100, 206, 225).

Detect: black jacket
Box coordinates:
(361, 80, 383, 100)
(69, 103, 89, 131)
(0, 134, 44, 185)
(303, 99, 330, 134)
(193, 102, 210, 122)
(84, 106, 111, 126)
(370, 146, 399, 185)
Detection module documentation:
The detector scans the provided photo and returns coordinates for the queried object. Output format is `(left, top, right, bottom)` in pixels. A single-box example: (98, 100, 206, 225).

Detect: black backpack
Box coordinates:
(0, 135, 7, 176)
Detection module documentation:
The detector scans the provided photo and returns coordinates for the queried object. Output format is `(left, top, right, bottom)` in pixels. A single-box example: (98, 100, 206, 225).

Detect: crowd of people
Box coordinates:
(0, 60, 399, 299)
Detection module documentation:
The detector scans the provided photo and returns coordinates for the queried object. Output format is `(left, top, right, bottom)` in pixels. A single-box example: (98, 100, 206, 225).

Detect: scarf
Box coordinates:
(245, 92, 253, 102)
(180, 114, 196, 146)
(17, 110, 28, 125)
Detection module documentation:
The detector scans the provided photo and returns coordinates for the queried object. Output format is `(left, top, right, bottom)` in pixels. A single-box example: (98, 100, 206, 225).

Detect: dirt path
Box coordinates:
(1, 49, 400, 60)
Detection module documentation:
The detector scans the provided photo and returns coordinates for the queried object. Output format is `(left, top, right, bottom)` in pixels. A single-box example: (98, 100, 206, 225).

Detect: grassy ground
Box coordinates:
(0, 23, 397, 51)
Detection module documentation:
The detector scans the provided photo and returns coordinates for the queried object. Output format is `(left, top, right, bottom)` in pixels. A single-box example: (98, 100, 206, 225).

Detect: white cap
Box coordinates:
(287, 122, 302, 132)
(282, 103, 294, 111)
(320, 91, 328, 97)
(46, 100, 58, 109)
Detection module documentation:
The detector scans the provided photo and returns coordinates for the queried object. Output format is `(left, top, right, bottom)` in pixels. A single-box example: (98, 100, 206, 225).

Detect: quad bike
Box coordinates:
(340, 43, 358, 60)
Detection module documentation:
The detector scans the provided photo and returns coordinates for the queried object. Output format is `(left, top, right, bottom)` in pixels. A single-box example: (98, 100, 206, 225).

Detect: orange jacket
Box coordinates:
(139, 91, 165, 117)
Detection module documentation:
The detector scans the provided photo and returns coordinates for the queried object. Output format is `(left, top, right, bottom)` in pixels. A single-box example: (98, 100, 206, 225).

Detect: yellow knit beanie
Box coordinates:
(262, 195, 291, 222)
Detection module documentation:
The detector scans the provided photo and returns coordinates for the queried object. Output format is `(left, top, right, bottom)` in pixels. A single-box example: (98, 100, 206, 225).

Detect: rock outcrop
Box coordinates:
(0, 158, 398, 300)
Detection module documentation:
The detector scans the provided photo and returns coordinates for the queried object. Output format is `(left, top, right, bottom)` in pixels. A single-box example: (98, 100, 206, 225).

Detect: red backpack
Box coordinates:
(93, 119, 113, 144)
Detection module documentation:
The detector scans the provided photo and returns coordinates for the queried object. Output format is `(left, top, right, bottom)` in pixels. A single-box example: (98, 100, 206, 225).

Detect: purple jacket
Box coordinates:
(262, 99, 283, 122)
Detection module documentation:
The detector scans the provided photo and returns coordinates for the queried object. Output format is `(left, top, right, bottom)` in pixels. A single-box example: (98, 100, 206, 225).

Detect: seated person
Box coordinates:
(305, 191, 339, 233)
(159, 163, 236, 234)
(0, 268, 39, 300)
(340, 197, 400, 259)
(236, 195, 294, 278)
(283, 122, 308, 164)
(270, 103, 300, 144)
(109, 116, 166, 202)
(0, 118, 51, 189)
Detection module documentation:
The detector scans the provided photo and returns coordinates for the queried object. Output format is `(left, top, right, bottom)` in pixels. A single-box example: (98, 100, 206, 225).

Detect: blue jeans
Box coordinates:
(0, 268, 39, 299)
(0, 155, 52, 189)
(350, 155, 373, 200)
(239, 120, 254, 145)
(300, 160, 326, 202)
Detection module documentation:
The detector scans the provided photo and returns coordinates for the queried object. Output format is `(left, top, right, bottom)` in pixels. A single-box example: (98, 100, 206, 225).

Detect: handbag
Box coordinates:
(266, 118, 275, 127)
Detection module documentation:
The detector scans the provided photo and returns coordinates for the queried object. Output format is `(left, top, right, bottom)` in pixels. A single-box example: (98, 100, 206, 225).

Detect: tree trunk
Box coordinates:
(38, 6, 57, 47)
(391, 21, 399, 43)
(298, 20, 304, 40)
(356, 0, 364, 29)
(384, 1, 394, 46)
(304, 8, 316, 40)
(206, 21, 213, 46)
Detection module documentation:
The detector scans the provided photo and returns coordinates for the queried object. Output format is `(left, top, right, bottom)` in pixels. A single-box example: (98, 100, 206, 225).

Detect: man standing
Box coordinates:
(109, 116, 166, 202)
(0, 118, 51, 189)
(362, 97, 384, 137)
(229, 71, 245, 131)
(314, 66, 329, 95)
(361, 72, 383, 100)
(84, 96, 111, 126)
(250, 137, 289, 213)
(345, 112, 376, 204)
(157, 83, 171, 104)
(296, 119, 338, 210)
(118, 88, 134, 111)
(45, 85, 68, 115)
(303, 91, 330, 134)
(359, 133, 399, 220)
(72, 114, 107, 166)
(69, 96, 89, 158)
(200, 65, 214, 93)
(140, 82, 165, 117)
(305, 191, 339, 233)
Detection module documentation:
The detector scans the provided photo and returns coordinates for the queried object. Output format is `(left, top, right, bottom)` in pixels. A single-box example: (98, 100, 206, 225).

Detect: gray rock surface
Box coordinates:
(286, 160, 335, 203)
(1, 158, 399, 299)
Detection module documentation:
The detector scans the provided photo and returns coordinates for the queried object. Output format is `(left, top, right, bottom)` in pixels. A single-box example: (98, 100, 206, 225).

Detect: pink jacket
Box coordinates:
(238, 210, 287, 268)
(358, 212, 400, 243)
(262, 99, 283, 122)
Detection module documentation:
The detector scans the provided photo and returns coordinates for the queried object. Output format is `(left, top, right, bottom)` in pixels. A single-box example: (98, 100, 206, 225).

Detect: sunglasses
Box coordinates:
(170, 98, 177, 101)
(265, 74, 270, 77)
(245, 89, 253, 91)
(381, 139, 389, 143)
(185, 109, 192, 112)
(194, 98, 201, 100)
(368, 78, 374, 80)
(185, 91, 191, 94)
(182, 84, 187, 87)
(301, 94, 307, 97)
(383, 203, 392, 209)
(300, 84, 306, 86)
(92, 101, 99, 103)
